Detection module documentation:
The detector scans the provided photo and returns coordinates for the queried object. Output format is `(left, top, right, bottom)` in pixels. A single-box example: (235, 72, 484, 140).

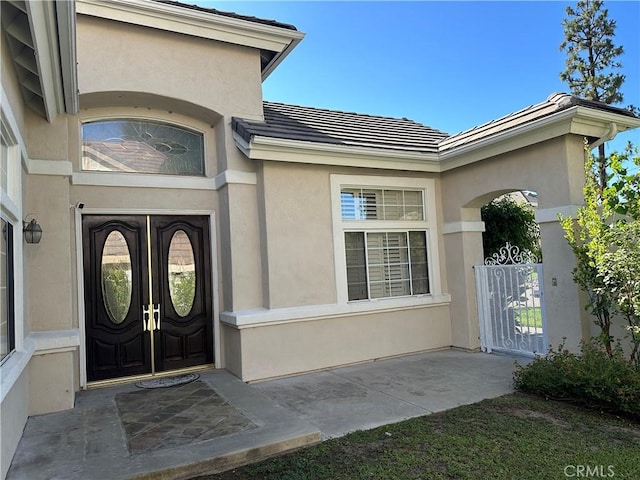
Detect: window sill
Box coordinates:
(71, 172, 217, 190)
(221, 293, 451, 328)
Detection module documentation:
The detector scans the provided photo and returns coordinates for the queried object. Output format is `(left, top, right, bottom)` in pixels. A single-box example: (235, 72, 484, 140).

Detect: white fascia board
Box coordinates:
(56, 0, 79, 115)
(261, 35, 304, 81)
(234, 132, 442, 172)
(570, 106, 640, 137)
(573, 106, 640, 130)
(439, 107, 640, 171)
(76, 0, 305, 53)
(438, 109, 577, 170)
(25, 0, 65, 121)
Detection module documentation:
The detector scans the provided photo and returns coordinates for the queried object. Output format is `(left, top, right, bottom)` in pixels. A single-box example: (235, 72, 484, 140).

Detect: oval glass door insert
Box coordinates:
(101, 231, 132, 324)
(168, 230, 196, 317)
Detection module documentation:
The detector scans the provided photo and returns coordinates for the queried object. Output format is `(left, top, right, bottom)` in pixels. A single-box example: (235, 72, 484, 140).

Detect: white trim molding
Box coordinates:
(28, 159, 73, 176)
(71, 172, 218, 189)
(30, 329, 81, 355)
(234, 132, 442, 173)
(535, 205, 582, 224)
(213, 169, 257, 189)
(221, 294, 452, 329)
(442, 221, 486, 235)
(70, 169, 257, 190)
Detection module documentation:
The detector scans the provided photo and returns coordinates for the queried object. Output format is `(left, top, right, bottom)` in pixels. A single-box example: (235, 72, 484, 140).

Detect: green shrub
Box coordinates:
(513, 340, 640, 419)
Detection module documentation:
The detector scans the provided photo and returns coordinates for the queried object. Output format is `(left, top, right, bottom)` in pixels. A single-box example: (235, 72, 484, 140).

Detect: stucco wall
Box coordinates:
(23, 175, 73, 331)
(220, 184, 264, 311)
(441, 136, 585, 218)
(76, 15, 263, 120)
(28, 352, 75, 415)
(259, 161, 336, 309)
(440, 135, 591, 352)
(0, 369, 28, 480)
(229, 305, 452, 382)
(255, 163, 447, 310)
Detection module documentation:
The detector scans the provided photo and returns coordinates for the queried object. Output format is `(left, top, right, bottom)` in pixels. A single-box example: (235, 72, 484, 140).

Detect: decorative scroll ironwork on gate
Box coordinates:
(474, 243, 547, 357)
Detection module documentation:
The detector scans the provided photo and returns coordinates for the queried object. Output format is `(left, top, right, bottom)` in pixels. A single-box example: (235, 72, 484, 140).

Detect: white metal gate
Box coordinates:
(474, 243, 547, 357)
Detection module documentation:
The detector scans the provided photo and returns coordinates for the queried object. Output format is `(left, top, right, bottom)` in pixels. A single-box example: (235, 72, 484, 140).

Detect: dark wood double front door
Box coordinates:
(83, 215, 213, 382)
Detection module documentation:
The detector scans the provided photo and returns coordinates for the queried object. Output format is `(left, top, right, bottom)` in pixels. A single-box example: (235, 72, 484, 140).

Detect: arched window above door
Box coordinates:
(82, 119, 205, 176)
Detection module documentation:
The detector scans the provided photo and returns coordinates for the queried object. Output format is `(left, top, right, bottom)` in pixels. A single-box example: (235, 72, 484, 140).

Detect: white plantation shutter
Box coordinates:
(340, 188, 424, 221)
(367, 232, 410, 299)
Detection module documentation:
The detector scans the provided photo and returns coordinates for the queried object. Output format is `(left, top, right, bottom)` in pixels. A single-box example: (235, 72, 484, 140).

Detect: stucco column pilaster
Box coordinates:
(442, 221, 486, 351)
(536, 207, 591, 352)
(219, 182, 264, 312)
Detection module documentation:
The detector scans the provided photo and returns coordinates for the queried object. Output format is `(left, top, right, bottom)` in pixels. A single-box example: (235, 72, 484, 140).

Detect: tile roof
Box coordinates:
(233, 102, 449, 155)
(233, 93, 638, 159)
(153, 0, 298, 31)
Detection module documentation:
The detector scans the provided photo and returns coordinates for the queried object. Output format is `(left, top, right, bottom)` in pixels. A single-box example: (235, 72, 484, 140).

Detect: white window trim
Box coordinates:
(0, 102, 26, 396)
(330, 174, 443, 306)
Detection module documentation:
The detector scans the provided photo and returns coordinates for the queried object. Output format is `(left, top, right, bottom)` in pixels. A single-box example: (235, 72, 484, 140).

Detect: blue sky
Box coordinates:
(206, 1, 639, 150)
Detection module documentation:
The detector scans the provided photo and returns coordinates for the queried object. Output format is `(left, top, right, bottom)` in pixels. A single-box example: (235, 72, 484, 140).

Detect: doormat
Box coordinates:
(135, 373, 200, 389)
(116, 380, 257, 454)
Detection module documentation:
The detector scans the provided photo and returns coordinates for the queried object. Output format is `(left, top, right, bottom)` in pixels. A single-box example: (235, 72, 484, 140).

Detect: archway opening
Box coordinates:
(480, 190, 541, 263)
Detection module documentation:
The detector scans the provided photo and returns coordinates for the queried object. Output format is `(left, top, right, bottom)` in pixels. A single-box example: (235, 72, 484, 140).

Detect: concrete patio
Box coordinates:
(6, 349, 522, 480)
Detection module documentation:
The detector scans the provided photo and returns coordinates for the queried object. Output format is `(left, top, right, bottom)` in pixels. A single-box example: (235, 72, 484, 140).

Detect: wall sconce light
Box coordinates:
(23, 215, 43, 244)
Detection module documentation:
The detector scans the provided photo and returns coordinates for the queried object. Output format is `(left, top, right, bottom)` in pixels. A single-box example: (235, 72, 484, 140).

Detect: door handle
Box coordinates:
(142, 305, 150, 331)
(142, 304, 160, 331)
(152, 304, 160, 331)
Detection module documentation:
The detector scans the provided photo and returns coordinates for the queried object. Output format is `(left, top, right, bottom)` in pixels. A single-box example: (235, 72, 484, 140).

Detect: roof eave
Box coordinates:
(233, 132, 442, 173)
(261, 34, 304, 81)
(20, 0, 69, 121)
(438, 106, 640, 171)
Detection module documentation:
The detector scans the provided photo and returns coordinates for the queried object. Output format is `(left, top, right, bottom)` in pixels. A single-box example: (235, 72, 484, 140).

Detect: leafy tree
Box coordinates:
(561, 145, 614, 354)
(601, 144, 640, 365)
(561, 142, 640, 364)
(560, 0, 625, 191)
(481, 196, 540, 262)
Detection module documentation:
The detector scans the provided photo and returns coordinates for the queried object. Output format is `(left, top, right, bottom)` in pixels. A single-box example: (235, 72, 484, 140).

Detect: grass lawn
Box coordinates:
(514, 307, 543, 329)
(192, 393, 640, 480)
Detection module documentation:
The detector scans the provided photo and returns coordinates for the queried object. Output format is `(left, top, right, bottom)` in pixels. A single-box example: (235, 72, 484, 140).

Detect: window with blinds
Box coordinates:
(340, 186, 430, 301)
(340, 188, 424, 221)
